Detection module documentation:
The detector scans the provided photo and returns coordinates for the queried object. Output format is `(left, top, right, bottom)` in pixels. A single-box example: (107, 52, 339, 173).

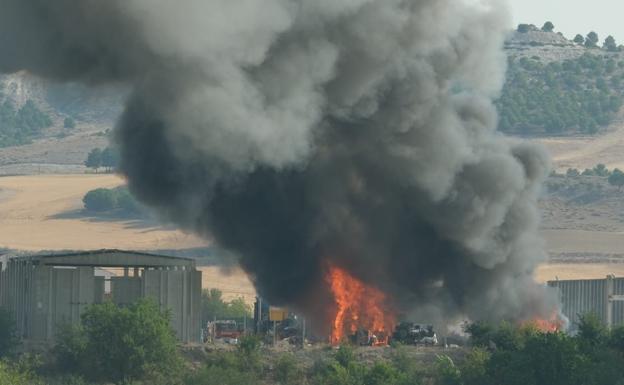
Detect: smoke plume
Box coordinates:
(0, 0, 558, 327)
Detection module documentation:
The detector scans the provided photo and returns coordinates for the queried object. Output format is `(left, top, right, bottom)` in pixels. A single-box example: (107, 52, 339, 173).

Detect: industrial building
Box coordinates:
(0, 249, 202, 344)
(548, 275, 624, 330)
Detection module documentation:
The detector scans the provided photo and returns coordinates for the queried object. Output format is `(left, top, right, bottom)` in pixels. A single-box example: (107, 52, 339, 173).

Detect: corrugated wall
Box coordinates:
(548, 277, 624, 329)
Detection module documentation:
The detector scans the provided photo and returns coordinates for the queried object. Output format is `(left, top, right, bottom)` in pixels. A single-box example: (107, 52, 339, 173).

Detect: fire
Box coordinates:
(325, 263, 396, 345)
(522, 311, 566, 333)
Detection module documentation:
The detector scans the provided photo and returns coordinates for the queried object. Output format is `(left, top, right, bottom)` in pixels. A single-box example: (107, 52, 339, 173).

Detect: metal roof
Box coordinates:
(5, 249, 196, 268)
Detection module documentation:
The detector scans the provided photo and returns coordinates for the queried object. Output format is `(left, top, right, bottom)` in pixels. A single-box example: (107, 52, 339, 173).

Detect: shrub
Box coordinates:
(0, 361, 41, 385)
(52, 323, 87, 373)
(335, 344, 355, 368)
(82, 188, 117, 212)
(186, 365, 259, 385)
(434, 355, 461, 385)
(115, 187, 142, 214)
(53, 299, 182, 384)
(274, 354, 302, 385)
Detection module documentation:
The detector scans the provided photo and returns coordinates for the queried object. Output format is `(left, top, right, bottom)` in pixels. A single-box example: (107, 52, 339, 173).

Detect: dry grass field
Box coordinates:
(534, 263, 624, 283)
(2, 173, 624, 302)
(536, 117, 624, 172)
(0, 174, 206, 251)
(199, 266, 256, 304)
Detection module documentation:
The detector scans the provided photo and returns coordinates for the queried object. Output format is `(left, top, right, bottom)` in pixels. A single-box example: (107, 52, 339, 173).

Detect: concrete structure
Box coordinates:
(0, 250, 201, 344)
(548, 275, 624, 330)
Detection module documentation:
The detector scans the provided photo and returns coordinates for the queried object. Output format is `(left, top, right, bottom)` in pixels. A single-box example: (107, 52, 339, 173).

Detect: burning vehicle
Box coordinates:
(393, 323, 438, 346)
(0, 0, 565, 337)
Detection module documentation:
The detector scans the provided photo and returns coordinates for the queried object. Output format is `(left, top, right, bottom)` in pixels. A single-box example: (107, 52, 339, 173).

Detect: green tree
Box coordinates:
(604, 35, 618, 52)
(573, 34, 585, 45)
(201, 288, 251, 325)
(115, 187, 142, 214)
(0, 307, 17, 358)
(0, 99, 52, 147)
(517, 24, 531, 33)
(577, 313, 608, 348)
(608, 168, 624, 189)
(541, 21, 555, 32)
(609, 325, 624, 353)
(593, 163, 610, 177)
(586, 31, 599, 48)
(69, 299, 182, 383)
(100, 146, 119, 172)
(566, 168, 580, 178)
(84, 148, 102, 172)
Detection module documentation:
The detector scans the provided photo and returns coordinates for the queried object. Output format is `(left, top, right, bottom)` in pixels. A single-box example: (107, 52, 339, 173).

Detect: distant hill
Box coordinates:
(0, 26, 622, 157)
(499, 27, 624, 136)
(0, 72, 125, 149)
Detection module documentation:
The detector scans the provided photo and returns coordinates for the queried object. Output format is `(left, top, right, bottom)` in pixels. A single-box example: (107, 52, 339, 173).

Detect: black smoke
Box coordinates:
(0, 0, 558, 328)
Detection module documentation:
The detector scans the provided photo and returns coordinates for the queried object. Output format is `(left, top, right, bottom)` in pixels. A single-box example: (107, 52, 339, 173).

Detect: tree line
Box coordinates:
(498, 53, 624, 135)
(555, 163, 624, 189)
(516, 22, 621, 51)
(84, 146, 119, 173)
(2, 302, 624, 385)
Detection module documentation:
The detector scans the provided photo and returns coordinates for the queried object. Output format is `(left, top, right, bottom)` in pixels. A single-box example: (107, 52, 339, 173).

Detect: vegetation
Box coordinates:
(84, 146, 119, 173)
(558, 163, 624, 189)
(82, 188, 117, 212)
(2, 311, 624, 385)
(0, 99, 52, 147)
(201, 288, 252, 325)
(498, 53, 624, 135)
(541, 21, 554, 33)
(54, 299, 182, 384)
(585, 31, 600, 48)
(82, 186, 143, 214)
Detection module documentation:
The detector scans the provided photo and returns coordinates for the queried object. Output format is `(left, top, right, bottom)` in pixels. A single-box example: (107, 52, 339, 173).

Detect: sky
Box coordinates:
(510, 0, 624, 43)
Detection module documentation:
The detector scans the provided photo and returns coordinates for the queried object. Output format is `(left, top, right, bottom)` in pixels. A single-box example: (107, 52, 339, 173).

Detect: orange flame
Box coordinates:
(522, 311, 566, 333)
(325, 263, 396, 345)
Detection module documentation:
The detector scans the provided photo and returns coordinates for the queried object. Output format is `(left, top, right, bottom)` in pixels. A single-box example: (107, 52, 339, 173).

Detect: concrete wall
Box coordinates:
(28, 266, 95, 341)
(143, 269, 202, 343)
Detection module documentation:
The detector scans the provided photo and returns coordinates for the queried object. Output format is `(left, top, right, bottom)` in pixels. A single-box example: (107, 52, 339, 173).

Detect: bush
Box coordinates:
(115, 187, 142, 214)
(274, 354, 302, 385)
(52, 323, 87, 373)
(187, 365, 259, 385)
(335, 344, 355, 368)
(82, 186, 143, 215)
(0, 361, 41, 385)
(53, 299, 182, 384)
(82, 188, 117, 212)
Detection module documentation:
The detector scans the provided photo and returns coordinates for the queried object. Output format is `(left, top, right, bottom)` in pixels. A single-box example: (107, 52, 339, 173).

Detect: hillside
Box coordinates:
(0, 27, 623, 172)
(500, 28, 624, 136)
